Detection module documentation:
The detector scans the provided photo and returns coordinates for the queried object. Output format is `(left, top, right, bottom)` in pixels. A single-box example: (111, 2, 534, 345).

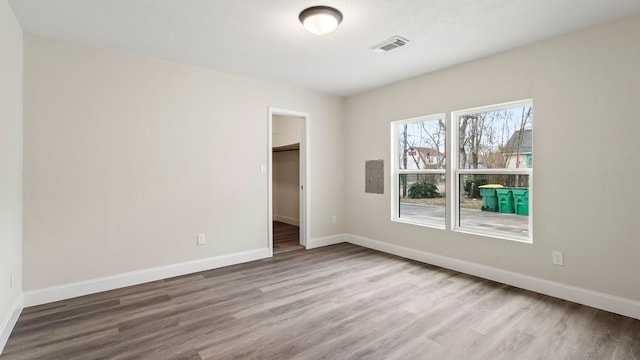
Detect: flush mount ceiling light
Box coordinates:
(299, 6, 343, 35)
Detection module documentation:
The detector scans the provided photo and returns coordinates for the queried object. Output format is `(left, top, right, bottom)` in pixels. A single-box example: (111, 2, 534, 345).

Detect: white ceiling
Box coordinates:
(9, 0, 640, 96)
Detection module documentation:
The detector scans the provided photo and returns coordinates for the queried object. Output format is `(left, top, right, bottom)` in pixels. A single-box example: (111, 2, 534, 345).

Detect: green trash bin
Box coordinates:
(496, 188, 515, 214)
(478, 184, 503, 212)
(512, 189, 529, 216)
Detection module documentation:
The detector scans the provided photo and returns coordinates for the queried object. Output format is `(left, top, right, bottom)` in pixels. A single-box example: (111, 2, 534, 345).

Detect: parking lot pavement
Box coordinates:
(399, 203, 529, 236)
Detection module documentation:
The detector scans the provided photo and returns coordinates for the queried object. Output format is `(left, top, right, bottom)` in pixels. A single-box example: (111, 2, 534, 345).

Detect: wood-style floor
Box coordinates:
(273, 221, 303, 254)
(2, 243, 639, 360)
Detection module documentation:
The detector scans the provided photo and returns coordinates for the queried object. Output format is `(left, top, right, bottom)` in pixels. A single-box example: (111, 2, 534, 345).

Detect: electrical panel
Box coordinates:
(365, 160, 384, 194)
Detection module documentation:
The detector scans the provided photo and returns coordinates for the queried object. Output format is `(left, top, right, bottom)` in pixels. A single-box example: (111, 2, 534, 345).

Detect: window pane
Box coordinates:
(398, 118, 446, 170)
(458, 106, 532, 170)
(398, 173, 445, 226)
(458, 174, 530, 238)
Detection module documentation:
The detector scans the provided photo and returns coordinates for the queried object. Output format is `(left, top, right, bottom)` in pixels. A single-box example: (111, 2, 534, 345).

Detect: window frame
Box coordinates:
(390, 113, 447, 229)
(450, 100, 533, 243)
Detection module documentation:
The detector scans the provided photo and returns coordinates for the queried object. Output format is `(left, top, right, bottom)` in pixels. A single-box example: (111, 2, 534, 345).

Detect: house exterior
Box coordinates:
(504, 129, 532, 168)
(405, 146, 444, 170)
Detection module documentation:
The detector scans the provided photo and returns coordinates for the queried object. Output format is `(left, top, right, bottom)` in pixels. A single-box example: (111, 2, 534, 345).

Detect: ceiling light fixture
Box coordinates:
(299, 6, 343, 36)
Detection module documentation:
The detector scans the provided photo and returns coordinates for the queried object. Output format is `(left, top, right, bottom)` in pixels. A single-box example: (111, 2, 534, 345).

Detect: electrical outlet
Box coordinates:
(197, 233, 206, 245)
(552, 251, 564, 266)
(332, 215, 337, 224)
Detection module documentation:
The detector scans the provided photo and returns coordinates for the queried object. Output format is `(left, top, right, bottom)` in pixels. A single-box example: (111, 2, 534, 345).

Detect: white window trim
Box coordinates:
(390, 114, 446, 229)
(450, 99, 533, 243)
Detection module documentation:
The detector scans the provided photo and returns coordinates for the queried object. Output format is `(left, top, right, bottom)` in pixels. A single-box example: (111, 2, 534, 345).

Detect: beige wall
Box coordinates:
(23, 34, 345, 290)
(272, 114, 301, 148)
(345, 14, 640, 301)
(273, 150, 300, 225)
(0, 0, 23, 333)
(272, 115, 301, 226)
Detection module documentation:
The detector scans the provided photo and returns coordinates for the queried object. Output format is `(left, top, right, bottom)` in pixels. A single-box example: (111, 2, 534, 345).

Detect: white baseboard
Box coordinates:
(0, 295, 23, 356)
(345, 234, 640, 320)
(273, 215, 300, 226)
(306, 234, 346, 249)
(23, 248, 271, 307)
(16, 233, 640, 323)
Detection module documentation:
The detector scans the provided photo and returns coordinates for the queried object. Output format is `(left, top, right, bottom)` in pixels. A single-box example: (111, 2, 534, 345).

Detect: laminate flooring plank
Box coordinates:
(3, 243, 639, 360)
(470, 287, 542, 337)
(290, 309, 418, 360)
(623, 318, 640, 358)
(273, 221, 303, 254)
(581, 310, 629, 358)
(201, 281, 417, 358)
(235, 258, 416, 320)
(378, 335, 444, 360)
(297, 284, 434, 358)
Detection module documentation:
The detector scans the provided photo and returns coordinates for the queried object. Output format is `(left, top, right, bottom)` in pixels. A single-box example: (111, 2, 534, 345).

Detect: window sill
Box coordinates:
(453, 226, 532, 244)
(392, 218, 446, 230)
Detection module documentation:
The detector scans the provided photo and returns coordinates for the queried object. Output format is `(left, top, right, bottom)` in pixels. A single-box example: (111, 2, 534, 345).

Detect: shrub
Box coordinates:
(464, 177, 487, 199)
(408, 181, 441, 199)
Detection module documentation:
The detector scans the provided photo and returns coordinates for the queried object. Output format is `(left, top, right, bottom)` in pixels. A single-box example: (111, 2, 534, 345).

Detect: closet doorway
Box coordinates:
(268, 108, 309, 255)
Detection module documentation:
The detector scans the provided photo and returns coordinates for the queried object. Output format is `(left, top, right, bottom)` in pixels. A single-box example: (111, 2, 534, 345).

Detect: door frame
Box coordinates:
(268, 107, 310, 256)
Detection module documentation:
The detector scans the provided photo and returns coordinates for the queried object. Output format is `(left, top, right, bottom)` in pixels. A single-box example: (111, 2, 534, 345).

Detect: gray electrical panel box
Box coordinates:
(365, 160, 384, 194)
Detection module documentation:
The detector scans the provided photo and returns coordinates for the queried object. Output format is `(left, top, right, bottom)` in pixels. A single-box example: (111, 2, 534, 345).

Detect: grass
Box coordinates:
(400, 196, 483, 210)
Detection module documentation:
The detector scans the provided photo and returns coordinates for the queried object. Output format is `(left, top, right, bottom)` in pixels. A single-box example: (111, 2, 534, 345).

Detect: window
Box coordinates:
(451, 100, 533, 242)
(391, 114, 446, 228)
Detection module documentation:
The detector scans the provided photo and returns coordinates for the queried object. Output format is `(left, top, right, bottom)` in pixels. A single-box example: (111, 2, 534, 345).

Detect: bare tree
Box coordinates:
(420, 119, 446, 169)
(513, 106, 532, 186)
(459, 115, 469, 169)
(402, 124, 408, 197)
(459, 113, 488, 169)
(513, 106, 532, 168)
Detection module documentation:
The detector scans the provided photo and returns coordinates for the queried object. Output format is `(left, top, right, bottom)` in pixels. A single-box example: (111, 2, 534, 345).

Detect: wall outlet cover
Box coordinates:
(552, 251, 564, 266)
(197, 233, 206, 245)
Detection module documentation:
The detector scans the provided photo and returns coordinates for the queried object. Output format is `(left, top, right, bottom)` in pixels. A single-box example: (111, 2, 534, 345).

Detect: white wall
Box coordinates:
(23, 34, 345, 291)
(0, 0, 23, 349)
(344, 14, 640, 302)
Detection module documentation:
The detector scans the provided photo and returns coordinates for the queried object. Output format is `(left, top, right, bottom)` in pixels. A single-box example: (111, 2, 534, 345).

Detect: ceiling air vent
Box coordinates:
(371, 36, 409, 53)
